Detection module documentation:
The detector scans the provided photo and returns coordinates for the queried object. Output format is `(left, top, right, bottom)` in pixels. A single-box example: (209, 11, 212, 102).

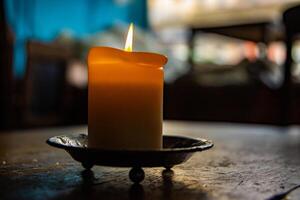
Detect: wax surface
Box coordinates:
(88, 47, 167, 150)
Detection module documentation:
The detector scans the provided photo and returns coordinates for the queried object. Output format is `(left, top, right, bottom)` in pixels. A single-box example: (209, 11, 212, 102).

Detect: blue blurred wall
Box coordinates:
(4, 0, 148, 77)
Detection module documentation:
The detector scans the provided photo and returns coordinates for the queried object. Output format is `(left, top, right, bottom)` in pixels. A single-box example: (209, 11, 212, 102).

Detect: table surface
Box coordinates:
(0, 121, 299, 200)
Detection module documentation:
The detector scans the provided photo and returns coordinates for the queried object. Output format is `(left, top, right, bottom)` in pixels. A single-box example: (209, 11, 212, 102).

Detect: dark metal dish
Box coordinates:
(47, 134, 213, 183)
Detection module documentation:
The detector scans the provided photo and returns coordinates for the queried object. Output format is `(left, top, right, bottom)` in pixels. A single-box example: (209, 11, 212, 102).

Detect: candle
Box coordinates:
(88, 24, 168, 150)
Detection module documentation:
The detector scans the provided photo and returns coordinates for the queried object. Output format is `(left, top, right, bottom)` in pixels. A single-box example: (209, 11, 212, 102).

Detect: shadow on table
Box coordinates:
(51, 169, 209, 200)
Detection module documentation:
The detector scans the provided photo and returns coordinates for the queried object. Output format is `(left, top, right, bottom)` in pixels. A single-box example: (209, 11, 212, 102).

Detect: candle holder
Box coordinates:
(47, 134, 213, 183)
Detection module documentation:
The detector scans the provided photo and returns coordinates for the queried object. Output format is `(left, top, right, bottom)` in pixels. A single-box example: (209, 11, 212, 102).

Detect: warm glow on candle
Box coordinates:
(88, 22, 168, 150)
(124, 23, 134, 52)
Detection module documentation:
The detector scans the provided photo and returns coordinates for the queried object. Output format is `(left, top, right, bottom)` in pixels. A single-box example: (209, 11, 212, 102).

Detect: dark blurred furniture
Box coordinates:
(0, 1, 13, 130)
(164, 24, 282, 124)
(164, 4, 300, 125)
(164, 83, 281, 124)
(21, 41, 72, 127)
(282, 5, 300, 125)
(0, 121, 299, 199)
(20, 41, 88, 128)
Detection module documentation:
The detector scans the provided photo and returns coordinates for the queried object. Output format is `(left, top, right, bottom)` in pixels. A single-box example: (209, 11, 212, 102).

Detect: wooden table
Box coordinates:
(0, 121, 299, 200)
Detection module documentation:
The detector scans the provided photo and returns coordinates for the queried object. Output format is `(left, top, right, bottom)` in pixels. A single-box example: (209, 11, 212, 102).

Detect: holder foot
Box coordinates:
(129, 167, 145, 183)
(82, 161, 94, 170)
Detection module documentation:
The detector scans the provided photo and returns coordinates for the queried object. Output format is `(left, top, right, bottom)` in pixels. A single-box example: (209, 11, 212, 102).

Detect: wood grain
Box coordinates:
(0, 121, 299, 200)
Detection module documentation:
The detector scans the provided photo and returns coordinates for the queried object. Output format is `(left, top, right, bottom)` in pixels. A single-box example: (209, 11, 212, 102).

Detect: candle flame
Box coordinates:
(124, 23, 134, 52)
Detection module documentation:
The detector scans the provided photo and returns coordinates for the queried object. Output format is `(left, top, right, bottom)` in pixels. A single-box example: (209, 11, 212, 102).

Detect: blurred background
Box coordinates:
(1, 0, 300, 130)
